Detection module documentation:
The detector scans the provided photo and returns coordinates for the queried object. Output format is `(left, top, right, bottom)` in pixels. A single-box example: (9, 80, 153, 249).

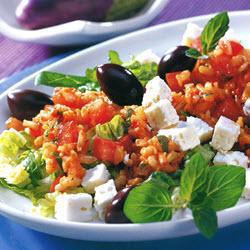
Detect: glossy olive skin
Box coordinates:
(158, 46, 197, 79)
(105, 186, 135, 223)
(96, 64, 144, 106)
(7, 89, 53, 120)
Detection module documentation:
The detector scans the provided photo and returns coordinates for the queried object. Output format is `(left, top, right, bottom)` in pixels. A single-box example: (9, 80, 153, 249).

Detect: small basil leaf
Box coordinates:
(109, 50, 123, 65)
(192, 204, 218, 239)
(201, 12, 229, 54)
(185, 48, 202, 59)
(157, 135, 169, 153)
(206, 165, 246, 211)
(180, 153, 209, 203)
(148, 171, 178, 189)
(124, 181, 173, 223)
(185, 144, 215, 165)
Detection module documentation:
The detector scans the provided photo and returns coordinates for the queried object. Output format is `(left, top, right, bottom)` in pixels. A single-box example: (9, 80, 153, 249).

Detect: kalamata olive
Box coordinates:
(7, 89, 53, 120)
(158, 46, 197, 79)
(105, 186, 135, 223)
(96, 64, 144, 106)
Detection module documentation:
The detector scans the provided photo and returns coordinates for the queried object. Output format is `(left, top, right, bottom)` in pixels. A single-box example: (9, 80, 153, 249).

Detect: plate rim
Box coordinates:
(1, 10, 250, 241)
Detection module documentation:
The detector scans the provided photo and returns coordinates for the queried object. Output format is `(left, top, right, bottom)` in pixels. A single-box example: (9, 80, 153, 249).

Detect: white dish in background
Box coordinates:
(0, 11, 250, 242)
(0, 0, 168, 46)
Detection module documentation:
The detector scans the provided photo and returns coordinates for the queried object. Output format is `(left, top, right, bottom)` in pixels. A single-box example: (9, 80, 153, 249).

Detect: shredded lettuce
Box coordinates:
(96, 115, 125, 140)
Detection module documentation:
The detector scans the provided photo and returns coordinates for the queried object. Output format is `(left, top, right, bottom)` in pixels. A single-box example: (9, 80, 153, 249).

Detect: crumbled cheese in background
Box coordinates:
(182, 23, 202, 45)
(135, 49, 160, 64)
(186, 116, 213, 142)
(142, 76, 172, 107)
(55, 193, 96, 222)
(243, 98, 250, 117)
(210, 116, 240, 152)
(213, 151, 249, 168)
(243, 169, 250, 200)
(81, 164, 110, 193)
(145, 99, 179, 130)
(158, 122, 200, 151)
(94, 179, 117, 220)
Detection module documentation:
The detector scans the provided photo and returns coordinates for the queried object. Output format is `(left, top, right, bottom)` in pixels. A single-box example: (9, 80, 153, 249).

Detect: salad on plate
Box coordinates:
(1, 12, 250, 238)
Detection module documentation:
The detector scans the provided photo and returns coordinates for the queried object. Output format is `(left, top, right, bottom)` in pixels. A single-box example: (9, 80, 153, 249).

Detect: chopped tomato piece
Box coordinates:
(118, 135, 133, 153)
(93, 137, 125, 164)
(212, 97, 241, 121)
(50, 175, 63, 192)
(230, 41, 244, 56)
(30, 125, 43, 138)
(58, 121, 78, 145)
(166, 72, 183, 92)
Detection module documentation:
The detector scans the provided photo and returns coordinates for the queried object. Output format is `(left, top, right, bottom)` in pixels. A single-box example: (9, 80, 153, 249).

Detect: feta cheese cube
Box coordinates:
(210, 116, 240, 152)
(158, 123, 200, 151)
(81, 163, 110, 193)
(142, 76, 172, 107)
(243, 98, 250, 117)
(186, 116, 213, 142)
(135, 49, 160, 64)
(145, 99, 179, 130)
(213, 151, 249, 168)
(55, 193, 95, 222)
(243, 169, 250, 199)
(94, 179, 117, 220)
(182, 23, 202, 45)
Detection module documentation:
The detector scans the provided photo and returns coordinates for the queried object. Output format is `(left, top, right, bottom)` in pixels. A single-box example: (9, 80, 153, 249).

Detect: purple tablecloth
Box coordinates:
(1, 0, 250, 80)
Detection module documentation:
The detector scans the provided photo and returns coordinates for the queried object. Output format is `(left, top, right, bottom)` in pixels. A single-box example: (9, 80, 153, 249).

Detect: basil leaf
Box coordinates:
(109, 50, 123, 65)
(157, 135, 169, 153)
(185, 144, 215, 165)
(124, 181, 173, 223)
(206, 165, 246, 211)
(201, 12, 229, 54)
(96, 115, 125, 140)
(35, 71, 100, 91)
(148, 172, 178, 189)
(192, 203, 218, 239)
(180, 153, 209, 203)
(185, 48, 202, 59)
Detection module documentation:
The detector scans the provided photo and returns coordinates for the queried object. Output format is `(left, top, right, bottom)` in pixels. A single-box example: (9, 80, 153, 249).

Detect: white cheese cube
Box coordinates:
(182, 23, 202, 45)
(135, 49, 160, 64)
(243, 169, 250, 199)
(142, 76, 172, 107)
(145, 99, 179, 130)
(213, 151, 249, 168)
(55, 193, 95, 222)
(186, 116, 213, 142)
(158, 123, 200, 151)
(94, 179, 117, 220)
(81, 163, 110, 193)
(243, 98, 250, 117)
(210, 116, 240, 152)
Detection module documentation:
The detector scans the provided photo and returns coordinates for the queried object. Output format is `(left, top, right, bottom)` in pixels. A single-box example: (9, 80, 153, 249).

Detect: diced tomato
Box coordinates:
(93, 136, 127, 164)
(118, 135, 133, 153)
(230, 41, 244, 56)
(58, 121, 78, 145)
(29, 125, 43, 138)
(210, 54, 234, 75)
(212, 97, 241, 121)
(50, 175, 63, 192)
(166, 72, 183, 92)
(81, 99, 118, 127)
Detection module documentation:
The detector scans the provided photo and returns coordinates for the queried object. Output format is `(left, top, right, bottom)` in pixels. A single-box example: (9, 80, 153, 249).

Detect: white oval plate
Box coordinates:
(0, 0, 168, 46)
(0, 11, 250, 242)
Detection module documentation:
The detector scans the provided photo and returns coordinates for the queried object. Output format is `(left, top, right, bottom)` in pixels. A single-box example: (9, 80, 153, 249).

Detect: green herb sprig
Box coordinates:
(124, 153, 246, 238)
(185, 12, 229, 60)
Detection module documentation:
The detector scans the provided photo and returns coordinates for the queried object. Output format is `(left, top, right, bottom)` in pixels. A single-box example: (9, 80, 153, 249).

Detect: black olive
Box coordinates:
(96, 64, 144, 106)
(7, 89, 53, 120)
(105, 186, 135, 223)
(158, 46, 197, 79)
